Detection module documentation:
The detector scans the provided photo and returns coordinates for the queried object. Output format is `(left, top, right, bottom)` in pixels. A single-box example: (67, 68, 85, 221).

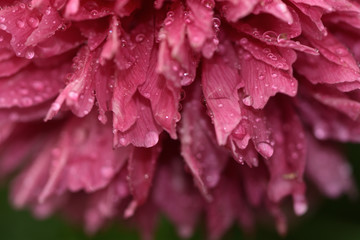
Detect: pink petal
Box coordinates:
(202, 45, 242, 145)
(126, 144, 161, 217)
(139, 48, 181, 138)
(206, 176, 239, 240)
(39, 115, 129, 203)
(306, 135, 355, 198)
(235, 35, 296, 71)
(114, 93, 162, 148)
(0, 54, 30, 77)
(45, 47, 97, 120)
(266, 99, 307, 216)
(76, 19, 108, 51)
(180, 84, 229, 198)
(112, 16, 154, 132)
(237, 47, 298, 109)
(64, 0, 113, 20)
(153, 160, 202, 238)
(253, 0, 293, 24)
(84, 170, 129, 233)
(186, 0, 214, 51)
(0, 63, 67, 108)
(217, 0, 260, 22)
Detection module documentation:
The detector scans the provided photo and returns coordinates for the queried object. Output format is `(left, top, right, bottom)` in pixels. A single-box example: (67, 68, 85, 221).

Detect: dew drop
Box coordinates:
(21, 97, 33, 106)
(0, 24, 7, 30)
(101, 167, 114, 178)
(51, 102, 61, 111)
(16, 20, 25, 28)
(90, 10, 98, 17)
(242, 95, 253, 106)
(257, 142, 274, 158)
(68, 91, 79, 101)
(25, 50, 35, 59)
(135, 33, 145, 43)
(240, 37, 248, 45)
(144, 131, 159, 147)
(202, 0, 214, 9)
(213, 17, 221, 28)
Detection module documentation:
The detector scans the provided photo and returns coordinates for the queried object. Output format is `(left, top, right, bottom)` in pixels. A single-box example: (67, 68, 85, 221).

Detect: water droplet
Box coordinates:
(294, 199, 308, 216)
(68, 91, 79, 101)
(45, 8, 51, 15)
(218, 103, 223, 108)
(90, 10, 98, 17)
(0, 17, 5, 22)
(202, 0, 214, 9)
(25, 50, 34, 59)
(262, 48, 271, 54)
(271, 73, 278, 78)
(240, 37, 248, 45)
(135, 33, 145, 43)
(242, 95, 253, 106)
(0, 24, 7, 30)
(267, 53, 278, 61)
(16, 20, 25, 28)
(277, 33, 288, 43)
(167, 11, 174, 18)
(164, 18, 173, 26)
(144, 131, 159, 147)
(144, 174, 149, 179)
(258, 72, 265, 80)
(21, 97, 33, 106)
(263, 31, 277, 42)
(101, 167, 114, 178)
(213, 17, 221, 28)
(257, 142, 274, 158)
(51, 102, 61, 111)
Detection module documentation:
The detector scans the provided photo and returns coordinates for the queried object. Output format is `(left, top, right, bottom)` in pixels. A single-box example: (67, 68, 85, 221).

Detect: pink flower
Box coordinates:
(0, 0, 359, 239)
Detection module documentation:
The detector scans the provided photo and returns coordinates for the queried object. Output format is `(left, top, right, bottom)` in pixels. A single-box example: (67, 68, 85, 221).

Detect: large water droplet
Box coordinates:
(144, 131, 159, 147)
(257, 142, 274, 158)
(68, 91, 79, 101)
(25, 50, 35, 59)
(242, 95, 253, 106)
(16, 20, 25, 28)
(28, 17, 39, 28)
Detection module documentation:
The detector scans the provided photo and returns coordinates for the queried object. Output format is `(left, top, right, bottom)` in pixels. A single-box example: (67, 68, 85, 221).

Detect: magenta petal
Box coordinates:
(238, 48, 298, 109)
(266, 100, 307, 215)
(0, 55, 30, 77)
(84, 171, 129, 233)
(139, 49, 181, 138)
(39, 116, 128, 203)
(180, 84, 228, 198)
(306, 135, 355, 198)
(253, 0, 293, 24)
(45, 47, 97, 120)
(126, 144, 161, 217)
(218, 0, 259, 22)
(202, 49, 242, 145)
(153, 160, 202, 238)
(0, 64, 67, 108)
(112, 17, 154, 132)
(114, 93, 162, 148)
(207, 177, 239, 240)
(186, 0, 214, 51)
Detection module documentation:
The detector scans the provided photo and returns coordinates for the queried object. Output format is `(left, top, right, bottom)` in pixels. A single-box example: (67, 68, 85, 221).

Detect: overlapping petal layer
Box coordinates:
(0, 0, 359, 239)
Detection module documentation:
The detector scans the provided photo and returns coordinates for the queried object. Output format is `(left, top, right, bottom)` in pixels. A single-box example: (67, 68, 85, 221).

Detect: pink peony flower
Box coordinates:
(0, 0, 359, 239)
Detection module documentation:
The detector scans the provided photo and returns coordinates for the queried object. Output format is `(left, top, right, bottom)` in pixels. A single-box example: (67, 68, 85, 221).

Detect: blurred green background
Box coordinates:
(1, 144, 360, 240)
